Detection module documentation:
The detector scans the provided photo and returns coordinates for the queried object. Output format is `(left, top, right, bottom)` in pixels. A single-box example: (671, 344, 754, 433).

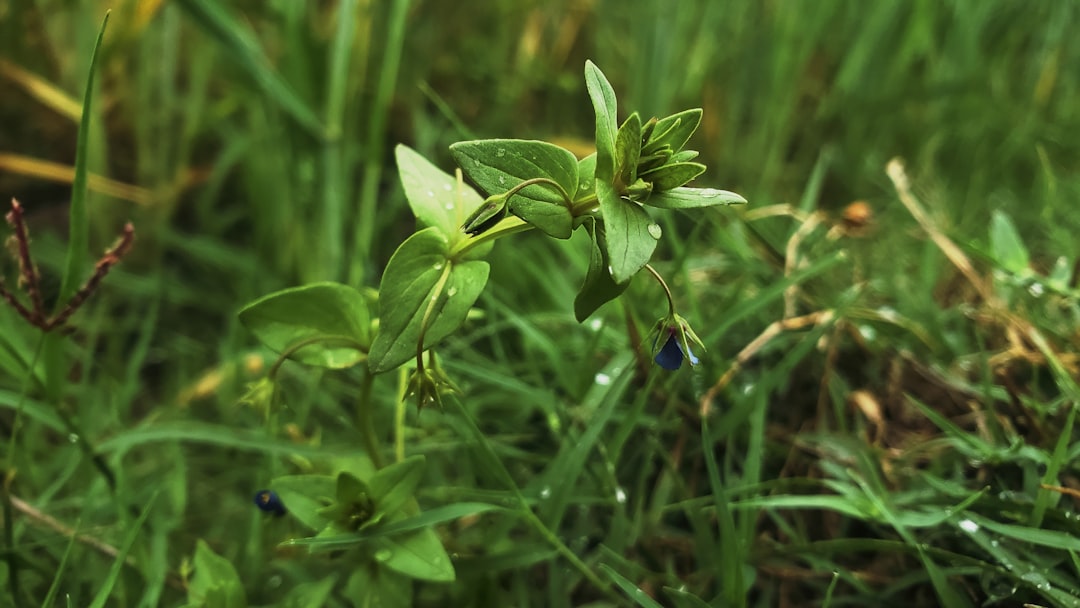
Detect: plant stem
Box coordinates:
(394, 367, 408, 463)
(644, 263, 676, 316)
(356, 369, 383, 469)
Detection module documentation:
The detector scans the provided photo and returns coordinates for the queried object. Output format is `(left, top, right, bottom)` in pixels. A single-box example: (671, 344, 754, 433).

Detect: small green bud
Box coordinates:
(462, 193, 510, 236)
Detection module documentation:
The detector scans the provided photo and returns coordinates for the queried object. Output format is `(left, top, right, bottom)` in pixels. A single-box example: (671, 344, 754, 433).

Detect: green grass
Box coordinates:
(1, 1, 1079, 606)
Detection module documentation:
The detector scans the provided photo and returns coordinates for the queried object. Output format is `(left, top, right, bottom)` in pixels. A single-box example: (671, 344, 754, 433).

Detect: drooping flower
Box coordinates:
(650, 314, 705, 370)
(253, 489, 287, 516)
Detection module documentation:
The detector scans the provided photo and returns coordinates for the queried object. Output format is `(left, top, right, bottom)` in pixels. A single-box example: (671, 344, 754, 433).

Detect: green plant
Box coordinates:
(235, 60, 744, 604)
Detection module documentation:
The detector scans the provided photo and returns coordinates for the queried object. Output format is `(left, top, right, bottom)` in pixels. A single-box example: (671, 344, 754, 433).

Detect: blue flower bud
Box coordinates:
(254, 490, 287, 516)
(650, 314, 705, 370)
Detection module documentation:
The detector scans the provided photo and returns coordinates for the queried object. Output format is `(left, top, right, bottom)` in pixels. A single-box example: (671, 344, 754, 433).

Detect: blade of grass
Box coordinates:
(351, 0, 410, 282)
(317, 0, 358, 280)
(57, 10, 109, 308)
(600, 564, 664, 608)
(174, 0, 324, 138)
(87, 492, 158, 608)
(41, 519, 80, 608)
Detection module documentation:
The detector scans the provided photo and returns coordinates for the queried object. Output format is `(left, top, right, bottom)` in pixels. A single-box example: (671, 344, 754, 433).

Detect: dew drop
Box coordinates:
(426, 190, 435, 197)
(594, 372, 611, 386)
(432, 262, 445, 271)
(496, 148, 506, 157)
(498, 176, 506, 185)
(588, 318, 603, 332)
(958, 519, 979, 534)
(647, 223, 662, 239)
(442, 183, 453, 191)
(68, 433, 79, 443)
(374, 549, 393, 562)
(447, 287, 458, 297)
(1028, 282, 1045, 297)
(444, 203, 454, 210)
(539, 486, 551, 499)
(615, 487, 627, 504)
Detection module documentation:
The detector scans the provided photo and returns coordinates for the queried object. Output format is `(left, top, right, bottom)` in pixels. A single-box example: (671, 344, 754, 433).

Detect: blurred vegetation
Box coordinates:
(1, 0, 1079, 606)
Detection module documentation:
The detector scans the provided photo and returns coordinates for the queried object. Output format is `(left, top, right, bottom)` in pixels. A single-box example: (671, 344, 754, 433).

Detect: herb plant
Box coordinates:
(235, 60, 744, 603)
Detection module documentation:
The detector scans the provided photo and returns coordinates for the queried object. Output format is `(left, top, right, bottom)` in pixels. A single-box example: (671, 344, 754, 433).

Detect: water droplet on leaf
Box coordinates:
(594, 372, 611, 385)
(647, 223, 662, 239)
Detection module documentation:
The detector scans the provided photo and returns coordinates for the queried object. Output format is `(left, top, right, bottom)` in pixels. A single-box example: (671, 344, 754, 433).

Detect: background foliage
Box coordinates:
(1, 0, 1079, 606)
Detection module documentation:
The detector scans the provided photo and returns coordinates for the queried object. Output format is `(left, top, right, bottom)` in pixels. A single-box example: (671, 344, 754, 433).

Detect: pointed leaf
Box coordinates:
(646, 187, 747, 210)
(239, 282, 370, 368)
(597, 181, 658, 284)
(644, 108, 702, 154)
(640, 162, 706, 191)
(368, 455, 426, 516)
(369, 228, 489, 373)
(614, 112, 641, 190)
(585, 61, 618, 182)
(59, 11, 109, 309)
(575, 153, 598, 203)
(186, 540, 247, 608)
(990, 210, 1030, 275)
(574, 217, 630, 321)
(373, 527, 456, 582)
(449, 139, 578, 206)
(396, 145, 485, 242)
(272, 475, 335, 532)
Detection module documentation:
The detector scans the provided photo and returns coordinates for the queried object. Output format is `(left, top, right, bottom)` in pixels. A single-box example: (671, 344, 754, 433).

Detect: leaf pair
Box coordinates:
(273, 456, 455, 583)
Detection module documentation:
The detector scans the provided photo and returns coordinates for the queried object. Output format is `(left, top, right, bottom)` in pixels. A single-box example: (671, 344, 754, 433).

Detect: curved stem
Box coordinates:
(644, 263, 676, 317)
(505, 177, 573, 208)
(394, 367, 409, 463)
(266, 335, 367, 381)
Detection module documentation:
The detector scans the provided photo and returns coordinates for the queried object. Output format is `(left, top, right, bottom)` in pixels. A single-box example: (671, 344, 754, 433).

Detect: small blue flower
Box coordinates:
(654, 328, 699, 370)
(254, 490, 287, 516)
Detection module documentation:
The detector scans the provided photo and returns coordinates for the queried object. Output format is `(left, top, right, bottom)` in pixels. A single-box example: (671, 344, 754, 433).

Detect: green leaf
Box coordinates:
(646, 187, 747, 210)
(449, 139, 578, 205)
(283, 503, 503, 548)
(59, 11, 109, 309)
(369, 228, 490, 373)
(373, 527, 456, 582)
(644, 108, 702, 154)
(345, 564, 413, 608)
(238, 282, 370, 369)
(186, 540, 247, 608)
(990, 210, 1030, 275)
(368, 455, 426, 516)
(506, 199, 573, 239)
(575, 153, 598, 202)
(585, 60, 618, 182)
(574, 217, 630, 322)
(597, 180, 658, 284)
(639, 162, 707, 191)
(395, 144, 486, 243)
(614, 112, 641, 190)
(272, 475, 335, 532)
(449, 140, 577, 239)
(337, 471, 371, 504)
(280, 576, 337, 608)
